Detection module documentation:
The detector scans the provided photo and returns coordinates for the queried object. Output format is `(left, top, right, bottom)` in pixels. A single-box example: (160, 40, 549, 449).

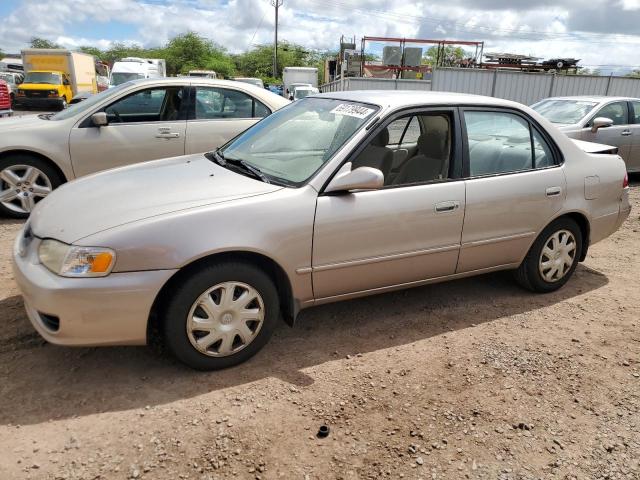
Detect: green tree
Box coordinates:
(78, 46, 104, 58)
(625, 69, 640, 78)
(163, 31, 235, 77)
(422, 45, 465, 67)
(30, 37, 62, 49)
(234, 41, 325, 81)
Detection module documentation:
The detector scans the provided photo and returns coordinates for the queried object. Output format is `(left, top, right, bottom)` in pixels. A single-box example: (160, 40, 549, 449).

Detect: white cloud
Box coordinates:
(0, 0, 639, 72)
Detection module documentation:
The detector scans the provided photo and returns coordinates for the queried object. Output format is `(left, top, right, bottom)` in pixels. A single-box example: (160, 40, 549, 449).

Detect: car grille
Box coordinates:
(25, 91, 49, 98)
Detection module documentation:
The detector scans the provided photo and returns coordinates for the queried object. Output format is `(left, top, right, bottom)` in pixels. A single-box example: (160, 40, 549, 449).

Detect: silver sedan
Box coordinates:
(13, 91, 631, 370)
(0, 78, 289, 218)
(531, 95, 640, 172)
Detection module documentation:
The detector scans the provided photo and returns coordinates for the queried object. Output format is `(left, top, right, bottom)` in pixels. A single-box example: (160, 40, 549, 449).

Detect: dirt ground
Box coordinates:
(0, 185, 638, 480)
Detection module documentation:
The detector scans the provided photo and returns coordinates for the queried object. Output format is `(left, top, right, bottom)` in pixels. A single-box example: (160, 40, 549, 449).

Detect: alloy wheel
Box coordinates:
(0, 165, 52, 214)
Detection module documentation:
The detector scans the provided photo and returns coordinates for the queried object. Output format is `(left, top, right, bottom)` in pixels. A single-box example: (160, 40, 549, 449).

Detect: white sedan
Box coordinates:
(0, 78, 290, 217)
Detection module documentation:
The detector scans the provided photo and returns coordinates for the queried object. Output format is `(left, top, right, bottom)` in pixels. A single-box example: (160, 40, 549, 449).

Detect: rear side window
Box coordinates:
(630, 101, 640, 124)
(193, 87, 270, 120)
(464, 110, 556, 176)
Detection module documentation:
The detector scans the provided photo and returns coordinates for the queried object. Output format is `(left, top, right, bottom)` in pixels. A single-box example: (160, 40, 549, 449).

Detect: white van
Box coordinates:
(110, 57, 167, 86)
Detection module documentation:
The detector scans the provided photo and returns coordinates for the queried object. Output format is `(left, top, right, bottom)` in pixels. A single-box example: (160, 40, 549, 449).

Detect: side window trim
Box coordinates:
(460, 106, 563, 179)
(320, 105, 463, 194)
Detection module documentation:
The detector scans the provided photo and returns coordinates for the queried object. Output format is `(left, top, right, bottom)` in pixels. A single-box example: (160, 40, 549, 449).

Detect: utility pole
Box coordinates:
(272, 0, 283, 78)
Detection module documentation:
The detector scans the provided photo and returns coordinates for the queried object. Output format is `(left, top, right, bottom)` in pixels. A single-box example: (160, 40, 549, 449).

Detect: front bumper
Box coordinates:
(0, 108, 12, 117)
(12, 232, 177, 346)
(13, 96, 64, 109)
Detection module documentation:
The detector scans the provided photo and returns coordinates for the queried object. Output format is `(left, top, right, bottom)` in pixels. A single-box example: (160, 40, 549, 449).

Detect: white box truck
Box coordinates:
(18, 49, 97, 109)
(283, 66, 318, 98)
(110, 57, 167, 86)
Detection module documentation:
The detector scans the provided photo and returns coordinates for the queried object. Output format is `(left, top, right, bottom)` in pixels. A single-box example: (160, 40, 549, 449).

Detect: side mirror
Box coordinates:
(91, 112, 108, 127)
(325, 163, 384, 193)
(591, 117, 613, 133)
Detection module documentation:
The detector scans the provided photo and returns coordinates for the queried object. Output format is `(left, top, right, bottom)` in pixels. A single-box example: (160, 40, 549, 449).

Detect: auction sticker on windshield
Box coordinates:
(330, 104, 375, 119)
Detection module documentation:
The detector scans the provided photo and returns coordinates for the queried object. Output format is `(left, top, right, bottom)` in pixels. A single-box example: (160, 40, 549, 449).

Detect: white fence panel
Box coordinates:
(551, 75, 609, 96)
(431, 68, 494, 95)
(607, 77, 640, 97)
(348, 78, 397, 90)
(494, 71, 553, 105)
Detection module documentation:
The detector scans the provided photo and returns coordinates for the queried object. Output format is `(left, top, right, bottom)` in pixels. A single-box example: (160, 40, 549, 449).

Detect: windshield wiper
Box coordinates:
(206, 149, 270, 184)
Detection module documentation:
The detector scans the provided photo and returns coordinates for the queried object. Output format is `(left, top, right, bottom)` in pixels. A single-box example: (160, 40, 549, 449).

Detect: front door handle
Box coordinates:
(621, 130, 632, 136)
(435, 201, 460, 213)
(546, 186, 562, 197)
(155, 132, 181, 139)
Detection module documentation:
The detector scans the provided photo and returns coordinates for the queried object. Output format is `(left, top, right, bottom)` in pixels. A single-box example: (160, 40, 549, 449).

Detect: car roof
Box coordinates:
(315, 90, 526, 109)
(541, 95, 640, 103)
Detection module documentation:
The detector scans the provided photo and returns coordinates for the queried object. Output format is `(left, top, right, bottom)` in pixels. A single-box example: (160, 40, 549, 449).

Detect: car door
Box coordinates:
(184, 85, 271, 154)
(579, 101, 632, 162)
(457, 108, 566, 273)
(69, 85, 188, 177)
(625, 100, 640, 172)
(312, 108, 466, 300)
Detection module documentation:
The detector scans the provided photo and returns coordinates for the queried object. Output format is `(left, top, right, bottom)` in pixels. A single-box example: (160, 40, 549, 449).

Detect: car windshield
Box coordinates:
(23, 72, 61, 85)
(111, 72, 144, 85)
(531, 99, 598, 124)
(221, 97, 378, 185)
(0, 73, 15, 85)
(294, 89, 314, 100)
(49, 82, 133, 121)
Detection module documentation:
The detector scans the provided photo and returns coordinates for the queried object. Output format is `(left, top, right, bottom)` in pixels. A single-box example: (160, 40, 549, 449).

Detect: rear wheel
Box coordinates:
(515, 217, 582, 293)
(0, 155, 63, 218)
(161, 261, 280, 370)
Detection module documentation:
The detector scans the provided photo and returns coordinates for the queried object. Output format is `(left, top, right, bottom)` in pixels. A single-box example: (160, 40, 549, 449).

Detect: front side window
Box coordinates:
(591, 102, 628, 126)
(104, 87, 185, 123)
(221, 98, 378, 185)
(194, 87, 270, 120)
(465, 110, 554, 176)
(352, 113, 452, 186)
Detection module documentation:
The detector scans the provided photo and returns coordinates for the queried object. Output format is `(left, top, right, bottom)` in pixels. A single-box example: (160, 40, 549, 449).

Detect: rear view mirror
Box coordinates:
(91, 112, 108, 127)
(325, 163, 384, 193)
(591, 117, 613, 133)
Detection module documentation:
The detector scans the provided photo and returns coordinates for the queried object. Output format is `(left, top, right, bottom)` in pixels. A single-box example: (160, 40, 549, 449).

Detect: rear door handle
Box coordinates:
(435, 201, 460, 213)
(546, 186, 562, 197)
(155, 133, 181, 139)
(621, 130, 632, 136)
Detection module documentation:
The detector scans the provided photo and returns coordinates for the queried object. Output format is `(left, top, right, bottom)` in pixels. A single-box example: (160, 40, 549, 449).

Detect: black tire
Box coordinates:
(161, 261, 280, 370)
(515, 217, 583, 293)
(0, 155, 64, 219)
(59, 97, 67, 110)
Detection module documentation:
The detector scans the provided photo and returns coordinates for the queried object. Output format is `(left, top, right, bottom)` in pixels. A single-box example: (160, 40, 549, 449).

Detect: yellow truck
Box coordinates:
(16, 49, 97, 110)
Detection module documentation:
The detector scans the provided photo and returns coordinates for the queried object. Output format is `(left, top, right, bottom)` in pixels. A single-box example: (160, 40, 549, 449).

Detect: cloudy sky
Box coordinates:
(1, 0, 639, 73)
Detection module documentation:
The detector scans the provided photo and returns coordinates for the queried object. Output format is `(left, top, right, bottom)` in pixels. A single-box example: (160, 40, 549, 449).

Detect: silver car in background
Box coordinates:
(13, 91, 631, 370)
(0, 78, 289, 218)
(531, 96, 640, 172)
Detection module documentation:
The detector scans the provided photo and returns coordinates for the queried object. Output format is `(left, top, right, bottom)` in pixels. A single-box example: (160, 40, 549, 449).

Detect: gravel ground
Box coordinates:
(0, 183, 638, 480)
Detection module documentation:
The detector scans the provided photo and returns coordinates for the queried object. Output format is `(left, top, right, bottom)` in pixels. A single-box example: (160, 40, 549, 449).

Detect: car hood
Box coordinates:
(29, 154, 284, 244)
(0, 114, 50, 132)
(570, 138, 618, 154)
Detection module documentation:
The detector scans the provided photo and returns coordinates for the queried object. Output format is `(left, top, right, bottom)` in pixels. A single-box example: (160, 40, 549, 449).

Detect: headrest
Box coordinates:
(371, 128, 389, 147)
(418, 131, 447, 159)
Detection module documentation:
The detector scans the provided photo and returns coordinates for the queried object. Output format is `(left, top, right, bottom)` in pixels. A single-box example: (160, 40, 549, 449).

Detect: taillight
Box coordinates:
(623, 172, 629, 188)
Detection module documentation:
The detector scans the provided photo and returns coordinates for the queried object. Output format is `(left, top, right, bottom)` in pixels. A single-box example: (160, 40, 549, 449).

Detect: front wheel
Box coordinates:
(0, 156, 63, 218)
(161, 261, 280, 370)
(515, 217, 583, 293)
(59, 96, 67, 110)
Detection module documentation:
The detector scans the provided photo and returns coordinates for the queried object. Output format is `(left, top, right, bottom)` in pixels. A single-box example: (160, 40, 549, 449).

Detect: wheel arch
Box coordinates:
(552, 211, 591, 261)
(0, 149, 68, 184)
(147, 250, 297, 345)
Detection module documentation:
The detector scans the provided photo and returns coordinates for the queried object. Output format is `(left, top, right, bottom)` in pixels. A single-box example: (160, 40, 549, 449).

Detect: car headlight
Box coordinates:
(38, 239, 116, 277)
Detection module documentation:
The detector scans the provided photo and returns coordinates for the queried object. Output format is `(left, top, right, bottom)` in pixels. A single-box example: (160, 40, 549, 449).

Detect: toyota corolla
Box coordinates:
(13, 91, 631, 370)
